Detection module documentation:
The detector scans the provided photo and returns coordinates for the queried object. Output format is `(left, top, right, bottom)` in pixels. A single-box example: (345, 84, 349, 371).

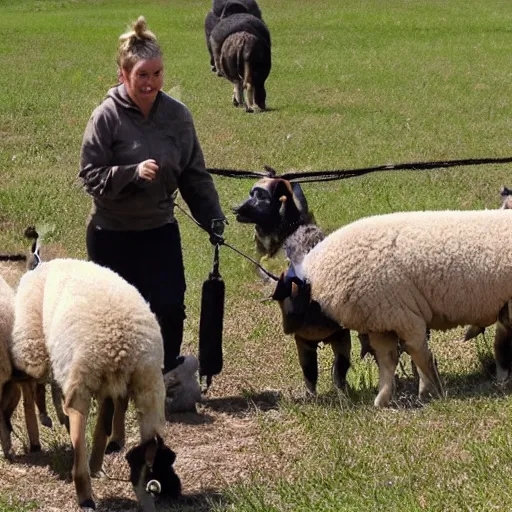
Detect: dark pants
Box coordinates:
(86, 222, 186, 373)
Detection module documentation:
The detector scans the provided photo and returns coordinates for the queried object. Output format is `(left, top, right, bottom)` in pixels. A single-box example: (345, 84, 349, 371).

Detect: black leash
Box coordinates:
(0, 254, 26, 261)
(207, 155, 512, 183)
(174, 203, 279, 282)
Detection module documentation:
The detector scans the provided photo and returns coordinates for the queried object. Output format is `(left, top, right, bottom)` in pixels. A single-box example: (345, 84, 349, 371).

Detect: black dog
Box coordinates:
(209, 13, 271, 112)
(204, 0, 262, 72)
(126, 435, 181, 507)
(233, 175, 365, 394)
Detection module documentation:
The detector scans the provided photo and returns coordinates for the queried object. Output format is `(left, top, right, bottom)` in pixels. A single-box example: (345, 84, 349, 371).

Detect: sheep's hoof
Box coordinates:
(304, 382, 317, 396)
(105, 440, 123, 454)
(374, 393, 391, 408)
(79, 498, 96, 511)
(39, 413, 53, 429)
(245, 106, 254, 113)
(29, 443, 41, 453)
(232, 97, 240, 107)
(495, 366, 510, 387)
(211, 65, 217, 72)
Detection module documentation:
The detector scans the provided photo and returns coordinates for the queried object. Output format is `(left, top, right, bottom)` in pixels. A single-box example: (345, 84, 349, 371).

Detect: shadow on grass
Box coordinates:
(201, 389, 282, 415)
(12, 443, 73, 481)
(97, 489, 228, 512)
(310, 354, 506, 410)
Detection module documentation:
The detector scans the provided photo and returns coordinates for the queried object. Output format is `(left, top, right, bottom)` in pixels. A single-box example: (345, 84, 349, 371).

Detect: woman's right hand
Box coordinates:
(137, 159, 159, 181)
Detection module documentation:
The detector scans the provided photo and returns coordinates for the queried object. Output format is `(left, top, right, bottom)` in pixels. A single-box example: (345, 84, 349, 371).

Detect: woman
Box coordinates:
(79, 16, 226, 396)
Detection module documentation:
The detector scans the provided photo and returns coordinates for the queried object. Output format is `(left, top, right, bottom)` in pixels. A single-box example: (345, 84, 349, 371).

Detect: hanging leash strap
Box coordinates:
(174, 203, 279, 281)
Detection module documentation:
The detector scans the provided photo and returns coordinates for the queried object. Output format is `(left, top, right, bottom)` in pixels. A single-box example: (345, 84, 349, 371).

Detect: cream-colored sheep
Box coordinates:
(0, 275, 43, 457)
(11, 258, 180, 511)
(300, 209, 512, 407)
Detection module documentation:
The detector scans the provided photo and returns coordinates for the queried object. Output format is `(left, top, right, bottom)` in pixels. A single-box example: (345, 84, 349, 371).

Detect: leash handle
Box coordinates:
(212, 243, 220, 278)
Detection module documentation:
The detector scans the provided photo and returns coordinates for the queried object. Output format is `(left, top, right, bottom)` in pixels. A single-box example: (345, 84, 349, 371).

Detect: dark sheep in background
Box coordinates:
(210, 13, 271, 112)
(204, 0, 262, 72)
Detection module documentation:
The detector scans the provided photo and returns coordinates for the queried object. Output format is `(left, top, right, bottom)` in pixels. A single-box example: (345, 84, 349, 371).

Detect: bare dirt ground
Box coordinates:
(0, 384, 282, 512)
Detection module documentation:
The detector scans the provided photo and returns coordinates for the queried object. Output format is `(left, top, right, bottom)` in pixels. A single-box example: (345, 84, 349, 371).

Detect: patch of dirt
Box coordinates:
(0, 390, 282, 511)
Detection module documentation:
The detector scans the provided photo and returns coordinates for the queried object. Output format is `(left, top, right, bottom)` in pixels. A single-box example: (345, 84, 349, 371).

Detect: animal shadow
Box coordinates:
(12, 442, 74, 480)
(97, 489, 228, 511)
(202, 389, 281, 415)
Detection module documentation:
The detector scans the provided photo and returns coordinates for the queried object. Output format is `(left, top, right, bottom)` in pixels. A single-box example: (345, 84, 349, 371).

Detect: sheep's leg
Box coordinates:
(211, 39, 223, 77)
(90, 397, 114, 476)
(106, 395, 128, 454)
(245, 83, 255, 113)
(494, 305, 512, 384)
(51, 382, 69, 432)
(295, 336, 318, 395)
(35, 383, 52, 428)
(369, 332, 399, 408)
(0, 409, 12, 459)
(232, 81, 244, 107)
(68, 407, 95, 511)
(20, 382, 41, 452)
(327, 329, 351, 390)
(2, 381, 21, 427)
(403, 334, 443, 401)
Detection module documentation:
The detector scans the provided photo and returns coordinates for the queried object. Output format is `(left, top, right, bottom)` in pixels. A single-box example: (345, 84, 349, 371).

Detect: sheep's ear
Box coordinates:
(291, 282, 299, 298)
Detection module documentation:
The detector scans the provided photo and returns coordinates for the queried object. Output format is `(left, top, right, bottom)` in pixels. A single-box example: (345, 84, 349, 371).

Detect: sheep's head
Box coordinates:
(126, 435, 181, 507)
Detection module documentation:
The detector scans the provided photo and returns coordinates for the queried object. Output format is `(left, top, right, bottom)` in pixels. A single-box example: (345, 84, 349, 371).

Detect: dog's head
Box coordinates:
(126, 435, 181, 506)
(500, 186, 512, 210)
(220, 0, 250, 17)
(233, 175, 310, 237)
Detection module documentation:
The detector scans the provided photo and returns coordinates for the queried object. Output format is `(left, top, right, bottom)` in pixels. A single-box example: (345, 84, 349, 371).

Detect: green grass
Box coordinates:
(2, 0, 512, 510)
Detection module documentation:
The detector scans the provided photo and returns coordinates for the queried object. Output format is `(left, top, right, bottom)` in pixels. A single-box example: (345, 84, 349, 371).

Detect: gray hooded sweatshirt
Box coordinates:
(79, 84, 224, 231)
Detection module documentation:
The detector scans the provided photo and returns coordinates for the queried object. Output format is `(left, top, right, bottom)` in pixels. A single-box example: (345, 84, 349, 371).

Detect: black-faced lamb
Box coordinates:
(291, 209, 512, 407)
(204, 0, 263, 72)
(10, 258, 181, 511)
(209, 12, 271, 111)
(233, 176, 364, 394)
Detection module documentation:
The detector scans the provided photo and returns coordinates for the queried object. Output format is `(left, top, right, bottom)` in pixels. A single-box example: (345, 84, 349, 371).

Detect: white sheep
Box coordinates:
(11, 258, 181, 511)
(299, 209, 512, 407)
(0, 275, 43, 458)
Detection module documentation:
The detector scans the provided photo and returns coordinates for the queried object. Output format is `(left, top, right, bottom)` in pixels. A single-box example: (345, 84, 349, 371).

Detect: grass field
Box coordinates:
(2, 0, 512, 510)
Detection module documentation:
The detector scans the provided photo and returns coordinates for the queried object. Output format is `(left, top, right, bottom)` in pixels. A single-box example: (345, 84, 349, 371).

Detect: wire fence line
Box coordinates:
(207, 156, 512, 183)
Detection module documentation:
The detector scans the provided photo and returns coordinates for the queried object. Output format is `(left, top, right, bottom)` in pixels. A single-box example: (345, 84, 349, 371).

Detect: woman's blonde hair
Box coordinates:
(117, 16, 162, 72)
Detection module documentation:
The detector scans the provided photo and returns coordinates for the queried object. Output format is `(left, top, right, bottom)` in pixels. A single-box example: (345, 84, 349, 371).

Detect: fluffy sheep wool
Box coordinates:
(301, 209, 512, 406)
(11, 258, 164, 406)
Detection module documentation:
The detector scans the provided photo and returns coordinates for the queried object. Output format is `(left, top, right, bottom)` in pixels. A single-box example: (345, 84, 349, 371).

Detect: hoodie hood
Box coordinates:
(107, 84, 162, 119)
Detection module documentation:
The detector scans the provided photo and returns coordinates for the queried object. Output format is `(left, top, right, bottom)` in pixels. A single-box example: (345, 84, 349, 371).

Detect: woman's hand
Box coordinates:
(137, 159, 159, 181)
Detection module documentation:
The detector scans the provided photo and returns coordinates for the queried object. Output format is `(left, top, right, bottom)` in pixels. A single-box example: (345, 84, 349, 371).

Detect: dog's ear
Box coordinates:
(264, 165, 277, 178)
(273, 179, 308, 218)
(500, 186, 512, 198)
(291, 183, 308, 213)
